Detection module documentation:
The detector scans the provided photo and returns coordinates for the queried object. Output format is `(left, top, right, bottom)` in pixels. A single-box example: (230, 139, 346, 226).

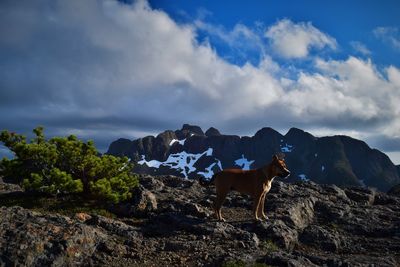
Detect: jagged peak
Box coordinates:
(180, 124, 204, 136)
(156, 130, 176, 140)
(254, 127, 282, 138)
(285, 127, 315, 140)
(205, 127, 221, 137)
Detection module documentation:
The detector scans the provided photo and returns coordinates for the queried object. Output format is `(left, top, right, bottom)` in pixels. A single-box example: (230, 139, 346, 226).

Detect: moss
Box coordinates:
(260, 239, 279, 252)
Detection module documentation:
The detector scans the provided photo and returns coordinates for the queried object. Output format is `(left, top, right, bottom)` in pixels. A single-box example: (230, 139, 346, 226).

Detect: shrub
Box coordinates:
(0, 127, 138, 203)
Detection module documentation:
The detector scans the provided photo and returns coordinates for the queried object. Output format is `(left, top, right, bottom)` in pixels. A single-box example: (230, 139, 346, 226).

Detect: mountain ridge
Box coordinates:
(107, 124, 400, 191)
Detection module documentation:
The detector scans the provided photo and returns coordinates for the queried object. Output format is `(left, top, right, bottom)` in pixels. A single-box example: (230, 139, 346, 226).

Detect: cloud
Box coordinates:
(373, 26, 400, 50)
(193, 19, 266, 65)
(285, 57, 400, 130)
(265, 19, 337, 59)
(0, 0, 399, 162)
(350, 41, 371, 56)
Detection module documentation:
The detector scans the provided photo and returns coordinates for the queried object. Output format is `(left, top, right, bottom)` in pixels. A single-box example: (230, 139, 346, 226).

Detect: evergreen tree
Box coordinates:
(0, 127, 138, 203)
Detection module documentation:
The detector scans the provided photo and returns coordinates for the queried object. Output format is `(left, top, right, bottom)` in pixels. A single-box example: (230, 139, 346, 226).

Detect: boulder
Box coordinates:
(110, 186, 157, 217)
(299, 225, 341, 252)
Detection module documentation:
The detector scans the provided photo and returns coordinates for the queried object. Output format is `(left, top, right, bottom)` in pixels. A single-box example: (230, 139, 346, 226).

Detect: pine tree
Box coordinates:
(0, 127, 138, 203)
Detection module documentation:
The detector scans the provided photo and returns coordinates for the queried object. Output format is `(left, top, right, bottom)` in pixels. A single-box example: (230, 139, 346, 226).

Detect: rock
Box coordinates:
(75, 212, 92, 222)
(300, 225, 341, 252)
(175, 124, 205, 139)
(138, 175, 164, 192)
(0, 180, 23, 194)
(131, 186, 158, 213)
(109, 186, 157, 217)
(1, 174, 400, 266)
(260, 251, 319, 267)
(250, 220, 298, 250)
(282, 196, 316, 229)
(85, 215, 141, 240)
(344, 187, 376, 205)
(0, 206, 105, 266)
(205, 127, 221, 137)
(184, 203, 211, 218)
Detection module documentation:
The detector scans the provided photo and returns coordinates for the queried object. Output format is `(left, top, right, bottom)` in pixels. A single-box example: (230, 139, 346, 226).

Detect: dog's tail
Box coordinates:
(198, 175, 215, 187)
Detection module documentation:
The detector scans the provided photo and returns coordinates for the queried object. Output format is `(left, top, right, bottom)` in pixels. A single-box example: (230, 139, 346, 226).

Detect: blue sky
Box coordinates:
(0, 0, 400, 163)
(150, 0, 400, 67)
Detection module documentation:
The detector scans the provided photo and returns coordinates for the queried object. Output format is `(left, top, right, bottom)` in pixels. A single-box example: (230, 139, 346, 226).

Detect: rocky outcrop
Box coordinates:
(1, 176, 400, 266)
(107, 125, 400, 191)
(205, 127, 221, 137)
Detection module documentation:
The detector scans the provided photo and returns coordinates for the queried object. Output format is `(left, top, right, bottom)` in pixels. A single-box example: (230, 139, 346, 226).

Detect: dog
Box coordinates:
(200, 155, 290, 221)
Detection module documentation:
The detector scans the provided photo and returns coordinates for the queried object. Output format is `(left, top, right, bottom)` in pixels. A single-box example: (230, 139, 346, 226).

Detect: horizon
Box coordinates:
(1, 0, 400, 164)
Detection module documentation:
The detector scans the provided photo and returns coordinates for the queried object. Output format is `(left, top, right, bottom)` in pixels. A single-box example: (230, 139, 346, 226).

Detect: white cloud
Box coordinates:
(282, 56, 400, 138)
(373, 26, 400, 50)
(350, 41, 371, 56)
(265, 19, 337, 59)
(0, 0, 400, 158)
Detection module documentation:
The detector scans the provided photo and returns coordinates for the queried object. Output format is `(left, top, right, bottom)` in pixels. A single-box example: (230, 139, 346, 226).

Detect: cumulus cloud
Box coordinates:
(373, 26, 400, 50)
(350, 41, 371, 56)
(282, 57, 400, 128)
(265, 19, 337, 59)
(0, 0, 399, 163)
(0, 0, 283, 148)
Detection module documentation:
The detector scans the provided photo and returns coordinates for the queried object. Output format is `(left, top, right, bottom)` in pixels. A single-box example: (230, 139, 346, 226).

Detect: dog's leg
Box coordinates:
(257, 191, 266, 219)
(253, 191, 263, 221)
(214, 190, 228, 222)
(260, 191, 268, 220)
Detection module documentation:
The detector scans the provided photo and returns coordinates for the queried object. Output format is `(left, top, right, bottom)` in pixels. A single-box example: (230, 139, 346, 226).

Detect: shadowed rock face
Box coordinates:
(107, 124, 400, 191)
(205, 127, 221, 137)
(1, 175, 399, 266)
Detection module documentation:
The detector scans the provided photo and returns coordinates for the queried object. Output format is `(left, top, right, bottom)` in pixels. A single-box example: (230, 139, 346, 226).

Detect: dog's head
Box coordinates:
(271, 155, 290, 178)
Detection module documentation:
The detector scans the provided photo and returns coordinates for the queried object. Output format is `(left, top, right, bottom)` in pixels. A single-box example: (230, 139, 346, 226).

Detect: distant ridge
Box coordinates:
(107, 124, 400, 191)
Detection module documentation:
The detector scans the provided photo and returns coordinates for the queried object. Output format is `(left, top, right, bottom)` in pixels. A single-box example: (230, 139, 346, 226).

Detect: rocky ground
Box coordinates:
(1, 175, 400, 266)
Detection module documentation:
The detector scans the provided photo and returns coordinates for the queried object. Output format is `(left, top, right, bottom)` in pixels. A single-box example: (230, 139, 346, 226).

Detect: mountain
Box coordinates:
(107, 124, 400, 191)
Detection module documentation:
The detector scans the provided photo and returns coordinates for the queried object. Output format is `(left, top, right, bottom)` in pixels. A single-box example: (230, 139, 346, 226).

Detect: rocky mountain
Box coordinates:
(1, 175, 400, 266)
(107, 124, 400, 192)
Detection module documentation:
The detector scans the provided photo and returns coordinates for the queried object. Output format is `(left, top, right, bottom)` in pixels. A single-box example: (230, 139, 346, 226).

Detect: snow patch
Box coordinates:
(359, 179, 366, 188)
(321, 165, 325, 172)
(138, 156, 162, 168)
(298, 174, 309, 182)
(138, 148, 214, 178)
(280, 143, 294, 152)
(169, 138, 186, 146)
(315, 153, 318, 157)
(217, 160, 223, 171)
(235, 154, 255, 170)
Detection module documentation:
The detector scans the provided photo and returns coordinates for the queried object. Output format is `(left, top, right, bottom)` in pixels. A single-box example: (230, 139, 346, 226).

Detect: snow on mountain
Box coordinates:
(298, 174, 309, 181)
(198, 162, 218, 179)
(281, 143, 294, 152)
(234, 154, 255, 170)
(169, 138, 186, 146)
(138, 148, 213, 178)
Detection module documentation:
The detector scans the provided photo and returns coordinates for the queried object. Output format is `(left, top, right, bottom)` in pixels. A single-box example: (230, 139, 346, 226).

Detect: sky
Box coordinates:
(1, 0, 400, 164)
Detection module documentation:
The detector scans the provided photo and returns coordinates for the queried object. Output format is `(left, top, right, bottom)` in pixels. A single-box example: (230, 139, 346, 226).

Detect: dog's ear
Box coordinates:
(277, 152, 285, 160)
(272, 154, 279, 161)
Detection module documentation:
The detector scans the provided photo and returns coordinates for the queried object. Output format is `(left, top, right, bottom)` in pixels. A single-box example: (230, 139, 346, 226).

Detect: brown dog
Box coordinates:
(200, 155, 290, 221)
